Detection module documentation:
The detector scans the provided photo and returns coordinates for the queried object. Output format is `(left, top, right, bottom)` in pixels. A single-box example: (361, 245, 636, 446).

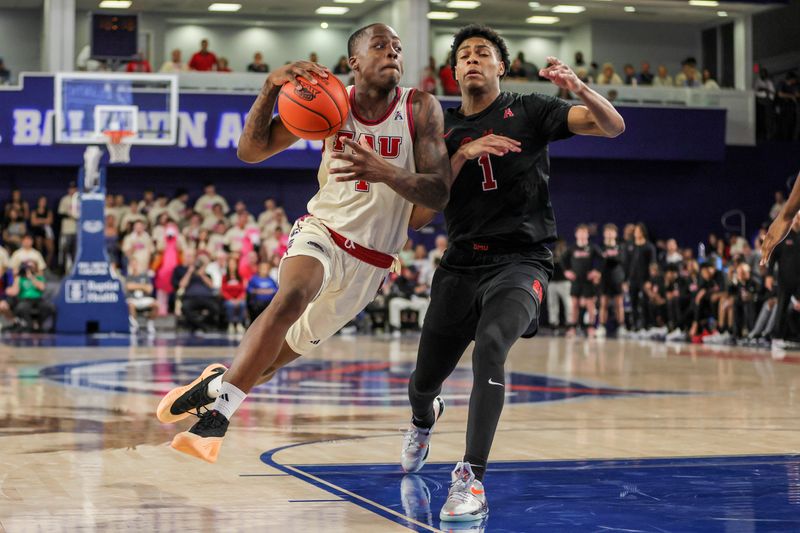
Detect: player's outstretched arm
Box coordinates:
(237, 61, 330, 164)
(329, 92, 453, 211)
(539, 56, 625, 138)
(761, 171, 800, 265)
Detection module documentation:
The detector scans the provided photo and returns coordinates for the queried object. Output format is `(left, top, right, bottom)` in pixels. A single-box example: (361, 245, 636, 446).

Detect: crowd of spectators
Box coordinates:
(0, 183, 797, 351)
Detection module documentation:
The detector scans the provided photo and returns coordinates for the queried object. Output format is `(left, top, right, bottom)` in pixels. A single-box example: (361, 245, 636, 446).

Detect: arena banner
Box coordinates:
(0, 74, 726, 167)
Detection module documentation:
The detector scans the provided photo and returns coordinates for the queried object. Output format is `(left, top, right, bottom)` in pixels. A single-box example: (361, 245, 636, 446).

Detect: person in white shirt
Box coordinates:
(57, 181, 79, 270)
(228, 201, 256, 226)
(652, 65, 674, 87)
(257, 198, 278, 228)
(122, 221, 155, 272)
(194, 183, 229, 219)
(702, 69, 720, 90)
(224, 213, 259, 254)
(160, 49, 189, 73)
(597, 63, 622, 85)
(167, 189, 190, 223)
(203, 204, 229, 230)
(9, 235, 47, 274)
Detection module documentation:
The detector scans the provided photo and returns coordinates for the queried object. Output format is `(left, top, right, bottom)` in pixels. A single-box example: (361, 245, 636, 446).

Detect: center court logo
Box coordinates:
(38, 359, 684, 407)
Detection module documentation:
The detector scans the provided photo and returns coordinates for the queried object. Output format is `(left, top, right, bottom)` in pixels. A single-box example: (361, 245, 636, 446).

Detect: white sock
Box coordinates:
(207, 373, 224, 398)
(212, 381, 246, 420)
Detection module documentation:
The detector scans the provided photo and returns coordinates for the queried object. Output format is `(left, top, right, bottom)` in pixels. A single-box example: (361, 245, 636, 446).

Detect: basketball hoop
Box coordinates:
(102, 130, 134, 164)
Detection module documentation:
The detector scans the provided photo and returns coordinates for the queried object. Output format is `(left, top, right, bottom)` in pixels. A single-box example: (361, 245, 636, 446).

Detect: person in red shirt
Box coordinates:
(438, 52, 460, 96)
(221, 256, 246, 334)
(189, 39, 217, 72)
(125, 51, 152, 73)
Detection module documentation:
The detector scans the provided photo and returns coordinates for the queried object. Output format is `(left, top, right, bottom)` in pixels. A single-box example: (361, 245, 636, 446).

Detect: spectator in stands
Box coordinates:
(217, 57, 232, 73)
(388, 266, 429, 334)
(439, 52, 459, 96)
(221, 256, 247, 335)
(652, 65, 673, 87)
(5, 188, 30, 221)
(147, 194, 169, 227)
(333, 55, 350, 75)
(257, 198, 278, 228)
(0, 57, 9, 85)
(548, 240, 573, 329)
(622, 64, 637, 85)
(702, 69, 720, 89)
(208, 223, 227, 257)
(675, 58, 701, 88)
(228, 200, 255, 226)
(246, 261, 278, 322)
(309, 52, 319, 63)
(168, 189, 190, 223)
(412, 244, 433, 285)
(247, 52, 269, 73)
(105, 214, 121, 266)
(119, 200, 145, 232)
(57, 181, 78, 272)
(776, 71, 798, 141)
(122, 220, 154, 273)
(770, 191, 786, 221)
(597, 63, 622, 85)
(224, 212, 258, 254)
(203, 203, 228, 230)
(173, 250, 219, 333)
(125, 258, 158, 335)
(754, 67, 776, 141)
(205, 251, 228, 291)
(638, 62, 654, 85)
(664, 238, 683, 265)
(189, 39, 217, 71)
(273, 208, 292, 234)
(125, 51, 152, 73)
(160, 49, 188, 73)
(507, 58, 527, 80)
(138, 189, 155, 217)
(575, 67, 590, 84)
(574, 51, 586, 69)
(428, 235, 447, 264)
(183, 212, 203, 245)
(517, 52, 538, 80)
(7, 260, 53, 332)
(420, 56, 437, 94)
(194, 183, 229, 218)
(399, 239, 415, 266)
(9, 234, 46, 274)
(3, 207, 27, 252)
(27, 196, 53, 267)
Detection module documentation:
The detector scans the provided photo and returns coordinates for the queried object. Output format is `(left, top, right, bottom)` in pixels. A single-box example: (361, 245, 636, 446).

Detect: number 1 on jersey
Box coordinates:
(478, 154, 497, 191)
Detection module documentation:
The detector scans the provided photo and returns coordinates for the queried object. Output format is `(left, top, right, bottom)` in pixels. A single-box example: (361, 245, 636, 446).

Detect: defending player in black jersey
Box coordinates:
(400, 24, 624, 523)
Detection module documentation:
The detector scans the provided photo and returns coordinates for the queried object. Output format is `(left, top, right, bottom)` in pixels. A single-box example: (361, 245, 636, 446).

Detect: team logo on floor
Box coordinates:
(39, 358, 684, 406)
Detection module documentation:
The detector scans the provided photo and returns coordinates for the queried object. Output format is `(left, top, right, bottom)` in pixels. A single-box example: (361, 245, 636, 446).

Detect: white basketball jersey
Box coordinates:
(308, 86, 416, 255)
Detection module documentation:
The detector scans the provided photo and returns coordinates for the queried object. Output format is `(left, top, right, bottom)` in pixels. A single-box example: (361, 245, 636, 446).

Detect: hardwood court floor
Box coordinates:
(1, 333, 798, 532)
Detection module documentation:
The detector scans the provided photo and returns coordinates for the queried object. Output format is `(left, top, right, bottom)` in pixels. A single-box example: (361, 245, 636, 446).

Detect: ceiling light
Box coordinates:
(98, 1, 132, 7)
(446, 1, 480, 8)
(315, 6, 349, 14)
(716, 10, 727, 16)
(552, 5, 586, 13)
(445, 0, 481, 9)
(334, 0, 364, 3)
(320, 21, 329, 28)
(689, 0, 718, 6)
(527, 15, 560, 24)
(528, 1, 541, 6)
(624, 5, 636, 12)
(427, 11, 458, 19)
(208, 2, 241, 11)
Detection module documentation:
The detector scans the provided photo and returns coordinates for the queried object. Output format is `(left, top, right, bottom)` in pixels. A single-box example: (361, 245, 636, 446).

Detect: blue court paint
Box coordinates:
(262, 451, 800, 532)
(39, 358, 686, 406)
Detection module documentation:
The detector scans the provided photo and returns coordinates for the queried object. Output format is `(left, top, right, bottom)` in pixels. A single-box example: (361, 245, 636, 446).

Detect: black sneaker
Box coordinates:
(156, 363, 226, 424)
(171, 409, 229, 463)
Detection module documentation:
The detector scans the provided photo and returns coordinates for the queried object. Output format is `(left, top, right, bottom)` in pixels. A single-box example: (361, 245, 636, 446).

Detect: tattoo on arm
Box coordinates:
(384, 92, 452, 211)
(238, 82, 298, 163)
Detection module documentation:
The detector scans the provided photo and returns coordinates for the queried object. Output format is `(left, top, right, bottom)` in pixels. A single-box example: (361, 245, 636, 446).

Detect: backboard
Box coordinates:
(54, 72, 178, 146)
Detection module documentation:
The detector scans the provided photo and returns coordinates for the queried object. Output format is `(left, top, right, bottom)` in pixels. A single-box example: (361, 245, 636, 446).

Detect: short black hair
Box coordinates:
(347, 23, 382, 58)
(449, 24, 510, 80)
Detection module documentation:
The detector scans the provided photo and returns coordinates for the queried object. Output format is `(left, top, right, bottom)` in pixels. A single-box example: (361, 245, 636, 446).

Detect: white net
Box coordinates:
(104, 131, 134, 164)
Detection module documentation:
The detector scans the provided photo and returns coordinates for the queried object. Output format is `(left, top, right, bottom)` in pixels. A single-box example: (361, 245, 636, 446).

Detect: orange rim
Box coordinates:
(102, 130, 135, 144)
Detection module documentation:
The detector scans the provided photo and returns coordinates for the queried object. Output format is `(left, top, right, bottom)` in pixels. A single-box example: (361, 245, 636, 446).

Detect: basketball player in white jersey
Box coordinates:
(157, 23, 452, 463)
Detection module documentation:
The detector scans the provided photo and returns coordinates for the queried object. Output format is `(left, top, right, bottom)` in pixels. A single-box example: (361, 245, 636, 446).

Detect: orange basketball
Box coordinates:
(278, 74, 349, 141)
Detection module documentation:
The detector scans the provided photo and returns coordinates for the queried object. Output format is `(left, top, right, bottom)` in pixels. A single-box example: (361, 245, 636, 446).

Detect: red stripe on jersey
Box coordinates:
(324, 225, 394, 269)
(406, 88, 416, 140)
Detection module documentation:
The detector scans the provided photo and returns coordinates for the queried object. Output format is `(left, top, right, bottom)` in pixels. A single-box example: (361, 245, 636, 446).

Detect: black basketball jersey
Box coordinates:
(443, 91, 573, 251)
